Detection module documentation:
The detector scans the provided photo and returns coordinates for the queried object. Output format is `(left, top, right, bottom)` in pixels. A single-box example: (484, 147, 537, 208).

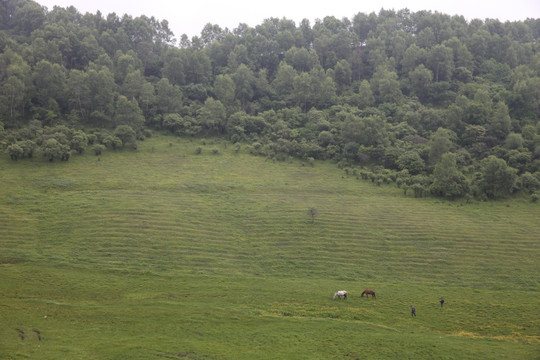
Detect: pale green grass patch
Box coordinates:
(0, 134, 538, 359)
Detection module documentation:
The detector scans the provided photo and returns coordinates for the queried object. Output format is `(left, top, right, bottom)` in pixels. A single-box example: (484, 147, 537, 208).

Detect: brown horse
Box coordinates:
(361, 289, 376, 298)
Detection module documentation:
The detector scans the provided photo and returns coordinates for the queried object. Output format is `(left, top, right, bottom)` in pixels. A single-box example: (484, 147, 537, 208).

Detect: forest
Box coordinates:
(1, 0, 539, 200)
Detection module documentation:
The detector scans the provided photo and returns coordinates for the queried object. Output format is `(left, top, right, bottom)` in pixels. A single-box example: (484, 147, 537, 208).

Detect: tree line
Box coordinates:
(1, 0, 539, 200)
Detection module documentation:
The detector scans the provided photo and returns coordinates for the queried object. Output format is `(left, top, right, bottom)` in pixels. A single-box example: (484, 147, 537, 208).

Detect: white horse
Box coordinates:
(333, 290, 348, 300)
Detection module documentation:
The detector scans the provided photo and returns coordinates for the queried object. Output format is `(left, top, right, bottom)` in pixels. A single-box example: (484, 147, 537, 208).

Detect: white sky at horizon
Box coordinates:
(36, 0, 540, 43)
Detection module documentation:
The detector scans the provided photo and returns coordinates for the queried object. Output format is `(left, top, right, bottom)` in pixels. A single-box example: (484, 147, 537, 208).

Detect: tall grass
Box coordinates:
(1, 134, 538, 359)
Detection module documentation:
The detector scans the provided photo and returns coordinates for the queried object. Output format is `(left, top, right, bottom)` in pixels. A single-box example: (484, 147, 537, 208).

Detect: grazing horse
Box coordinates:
(361, 289, 376, 298)
(333, 290, 348, 300)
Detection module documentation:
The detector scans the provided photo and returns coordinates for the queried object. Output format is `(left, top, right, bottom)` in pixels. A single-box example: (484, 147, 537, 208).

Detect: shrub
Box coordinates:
(92, 144, 106, 156)
(7, 143, 24, 160)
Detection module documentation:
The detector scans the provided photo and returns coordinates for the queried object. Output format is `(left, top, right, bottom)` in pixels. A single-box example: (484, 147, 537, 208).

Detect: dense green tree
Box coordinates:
(154, 78, 183, 114)
(506, 149, 531, 173)
(162, 113, 184, 133)
(20, 139, 37, 158)
(114, 95, 144, 129)
(162, 47, 186, 85)
(408, 64, 433, 102)
(416, 27, 436, 48)
(292, 66, 337, 110)
(355, 80, 375, 109)
(225, 111, 249, 140)
(397, 150, 425, 175)
(292, 72, 312, 111)
(461, 124, 487, 147)
(1, 2, 538, 198)
(517, 172, 540, 194)
(333, 59, 352, 93)
(341, 112, 388, 148)
(87, 67, 116, 122)
(428, 127, 456, 165)
(32, 60, 66, 111)
(114, 50, 143, 83)
(200, 23, 224, 46)
(430, 153, 469, 198)
(227, 44, 249, 71)
(121, 69, 145, 101)
(213, 74, 236, 109)
(184, 49, 212, 85)
(317, 131, 334, 147)
(371, 66, 402, 104)
(232, 64, 255, 110)
(443, 37, 473, 69)
(352, 12, 376, 43)
(426, 44, 454, 82)
(284, 46, 319, 72)
(198, 98, 226, 134)
(401, 44, 427, 75)
(272, 62, 296, 99)
(41, 138, 69, 161)
(69, 130, 88, 154)
(12, 0, 46, 36)
(92, 143, 106, 156)
(139, 82, 155, 118)
(253, 69, 274, 103)
(7, 143, 24, 160)
(465, 100, 490, 126)
(364, 37, 387, 75)
(183, 83, 207, 102)
(205, 40, 227, 75)
(505, 133, 524, 150)
(467, 29, 490, 70)
(103, 135, 122, 150)
(65, 69, 89, 120)
(487, 102, 512, 140)
(113, 125, 136, 148)
(511, 75, 540, 121)
(0, 48, 32, 124)
(478, 155, 518, 199)
(312, 16, 353, 69)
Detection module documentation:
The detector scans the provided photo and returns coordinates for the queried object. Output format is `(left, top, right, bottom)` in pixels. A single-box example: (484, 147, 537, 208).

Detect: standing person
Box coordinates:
(411, 305, 416, 317)
(440, 297, 445, 308)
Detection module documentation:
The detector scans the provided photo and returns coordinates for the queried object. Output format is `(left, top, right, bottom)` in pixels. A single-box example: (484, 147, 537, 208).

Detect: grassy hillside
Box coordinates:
(1, 134, 538, 359)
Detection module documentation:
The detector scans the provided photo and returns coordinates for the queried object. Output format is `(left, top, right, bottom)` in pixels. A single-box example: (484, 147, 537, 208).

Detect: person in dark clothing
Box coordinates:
(411, 305, 416, 316)
(440, 297, 445, 308)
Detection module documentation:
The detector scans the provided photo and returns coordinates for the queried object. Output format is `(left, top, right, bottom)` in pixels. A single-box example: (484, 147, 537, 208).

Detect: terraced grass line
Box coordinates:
(1, 134, 539, 359)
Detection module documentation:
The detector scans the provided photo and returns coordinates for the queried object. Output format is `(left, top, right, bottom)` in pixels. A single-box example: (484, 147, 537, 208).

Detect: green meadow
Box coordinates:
(1, 134, 538, 359)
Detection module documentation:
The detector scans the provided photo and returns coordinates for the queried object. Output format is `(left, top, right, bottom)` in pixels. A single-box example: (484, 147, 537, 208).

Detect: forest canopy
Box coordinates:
(1, 0, 539, 200)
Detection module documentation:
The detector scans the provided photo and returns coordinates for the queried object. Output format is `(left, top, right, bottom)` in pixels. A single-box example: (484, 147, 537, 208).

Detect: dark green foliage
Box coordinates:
(517, 172, 540, 194)
(477, 156, 518, 199)
(397, 151, 425, 175)
(92, 143, 106, 156)
(70, 130, 88, 154)
(1, 1, 539, 199)
(103, 135, 122, 150)
(431, 153, 470, 199)
(6, 143, 23, 160)
(40, 138, 69, 161)
(114, 125, 136, 148)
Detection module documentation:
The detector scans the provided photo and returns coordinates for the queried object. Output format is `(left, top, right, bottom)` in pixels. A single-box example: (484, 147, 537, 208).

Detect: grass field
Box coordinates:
(1, 134, 539, 359)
